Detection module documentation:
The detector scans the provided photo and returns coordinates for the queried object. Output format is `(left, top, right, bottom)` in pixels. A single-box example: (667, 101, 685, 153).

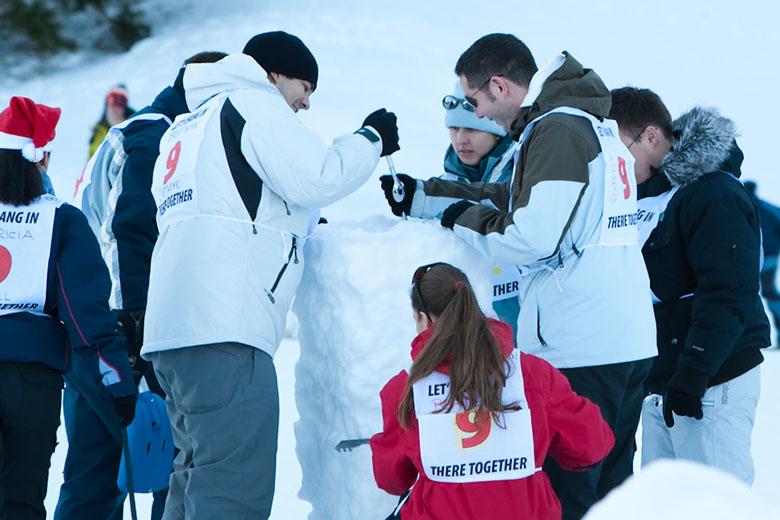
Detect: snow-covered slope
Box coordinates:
(1, 1, 778, 519)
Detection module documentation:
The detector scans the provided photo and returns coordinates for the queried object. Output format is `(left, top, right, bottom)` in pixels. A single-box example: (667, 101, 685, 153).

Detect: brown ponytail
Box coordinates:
(397, 263, 518, 429)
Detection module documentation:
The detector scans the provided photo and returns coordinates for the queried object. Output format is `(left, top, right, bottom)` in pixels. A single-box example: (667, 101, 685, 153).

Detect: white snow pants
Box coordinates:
(641, 365, 760, 485)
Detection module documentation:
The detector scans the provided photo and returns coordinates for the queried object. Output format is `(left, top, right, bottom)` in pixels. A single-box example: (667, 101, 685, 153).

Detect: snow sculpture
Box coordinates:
(293, 216, 496, 519)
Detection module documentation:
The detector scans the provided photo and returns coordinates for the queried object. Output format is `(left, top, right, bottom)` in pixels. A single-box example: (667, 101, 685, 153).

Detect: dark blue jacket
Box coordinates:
(0, 202, 136, 398)
(639, 108, 769, 397)
(79, 84, 188, 313)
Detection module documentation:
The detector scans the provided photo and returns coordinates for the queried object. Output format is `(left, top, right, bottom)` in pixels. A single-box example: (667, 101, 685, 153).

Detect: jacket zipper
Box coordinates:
(536, 306, 548, 348)
(265, 238, 297, 304)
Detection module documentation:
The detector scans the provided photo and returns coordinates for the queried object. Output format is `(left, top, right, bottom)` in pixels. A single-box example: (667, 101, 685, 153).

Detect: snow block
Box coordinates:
(293, 216, 495, 519)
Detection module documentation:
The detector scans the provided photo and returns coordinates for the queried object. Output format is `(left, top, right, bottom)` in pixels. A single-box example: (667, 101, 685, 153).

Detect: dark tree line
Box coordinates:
(0, 0, 151, 56)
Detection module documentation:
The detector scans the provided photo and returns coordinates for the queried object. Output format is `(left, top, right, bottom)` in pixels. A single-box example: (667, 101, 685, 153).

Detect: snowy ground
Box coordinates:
(2, 0, 778, 518)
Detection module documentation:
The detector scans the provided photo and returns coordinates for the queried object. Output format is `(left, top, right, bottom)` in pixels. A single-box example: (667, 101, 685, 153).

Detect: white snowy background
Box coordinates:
(1, 0, 779, 518)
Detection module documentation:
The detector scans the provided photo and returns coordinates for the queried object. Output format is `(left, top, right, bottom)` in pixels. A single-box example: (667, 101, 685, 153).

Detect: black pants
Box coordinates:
(0, 363, 63, 520)
(543, 357, 653, 520)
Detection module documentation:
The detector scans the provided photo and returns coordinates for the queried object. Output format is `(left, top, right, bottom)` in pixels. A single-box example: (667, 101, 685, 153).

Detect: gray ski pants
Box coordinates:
(642, 364, 760, 485)
(149, 342, 279, 520)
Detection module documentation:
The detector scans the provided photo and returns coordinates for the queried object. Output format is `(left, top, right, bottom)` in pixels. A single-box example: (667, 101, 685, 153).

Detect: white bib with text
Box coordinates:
(412, 349, 536, 483)
(152, 101, 220, 232)
(512, 107, 638, 247)
(0, 195, 61, 316)
(636, 187, 678, 248)
(490, 264, 523, 302)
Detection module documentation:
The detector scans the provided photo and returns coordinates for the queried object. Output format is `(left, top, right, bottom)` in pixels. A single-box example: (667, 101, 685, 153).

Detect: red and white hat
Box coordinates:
(0, 96, 62, 163)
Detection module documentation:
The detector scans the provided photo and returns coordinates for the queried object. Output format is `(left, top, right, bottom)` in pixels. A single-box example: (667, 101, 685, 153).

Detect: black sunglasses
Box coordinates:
(463, 74, 502, 110)
(411, 262, 446, 312)
(442, 95, 474, 112)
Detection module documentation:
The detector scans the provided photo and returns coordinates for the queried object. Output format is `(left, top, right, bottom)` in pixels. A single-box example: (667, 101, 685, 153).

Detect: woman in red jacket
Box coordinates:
(370, 263, 615, 519)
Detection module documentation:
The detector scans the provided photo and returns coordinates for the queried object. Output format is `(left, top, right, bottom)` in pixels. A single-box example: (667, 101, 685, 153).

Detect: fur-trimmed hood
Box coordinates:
(660, 106, 740, 188)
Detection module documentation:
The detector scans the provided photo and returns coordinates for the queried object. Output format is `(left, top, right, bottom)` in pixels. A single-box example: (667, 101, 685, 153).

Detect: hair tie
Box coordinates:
(454, 281, 465, 291)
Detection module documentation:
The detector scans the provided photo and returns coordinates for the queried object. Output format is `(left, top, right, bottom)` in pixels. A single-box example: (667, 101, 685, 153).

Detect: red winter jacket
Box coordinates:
(370, 319, 614, 520)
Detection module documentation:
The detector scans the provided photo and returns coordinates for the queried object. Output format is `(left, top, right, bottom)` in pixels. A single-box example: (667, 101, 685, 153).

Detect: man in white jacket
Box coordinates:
(141, 31, 399, 519)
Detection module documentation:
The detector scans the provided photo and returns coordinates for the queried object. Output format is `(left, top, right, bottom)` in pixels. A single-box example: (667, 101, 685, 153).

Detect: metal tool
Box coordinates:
(386, 156, 408, 220)
(335, 438, 371, 452)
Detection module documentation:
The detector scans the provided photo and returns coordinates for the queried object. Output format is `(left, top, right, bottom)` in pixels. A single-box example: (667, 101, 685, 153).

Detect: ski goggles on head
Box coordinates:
(411, 262, 446, 312)
(442, 95, 474, 113)
(106, 92, 128, 108)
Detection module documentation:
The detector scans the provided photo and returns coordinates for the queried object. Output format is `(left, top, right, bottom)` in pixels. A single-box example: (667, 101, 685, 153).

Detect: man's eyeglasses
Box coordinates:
(411, 262, 446, 313)
(626, 127, 646, 149)
(463, 74, 501, 111)
(627, 126, 679, 151)
(442, 95, 474, 112)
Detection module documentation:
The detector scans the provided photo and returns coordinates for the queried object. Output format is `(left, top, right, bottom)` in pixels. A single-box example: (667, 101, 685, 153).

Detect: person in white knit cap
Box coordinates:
(440, 80, 515, 184)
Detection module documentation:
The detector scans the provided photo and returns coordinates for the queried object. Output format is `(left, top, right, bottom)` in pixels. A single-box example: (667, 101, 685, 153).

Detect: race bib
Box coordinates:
(595, 118, 638, 246)
(511, 107, 639, 247)
(491, 265, 522, 302)
(152, 105, 215, 231)
(0, 195, 61, 316)
(636, 187, 678, 247)
(413, 350, 536, 483)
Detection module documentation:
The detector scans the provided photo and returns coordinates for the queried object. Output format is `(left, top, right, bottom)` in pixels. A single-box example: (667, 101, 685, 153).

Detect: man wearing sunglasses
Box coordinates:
(380, 33, 656, 520)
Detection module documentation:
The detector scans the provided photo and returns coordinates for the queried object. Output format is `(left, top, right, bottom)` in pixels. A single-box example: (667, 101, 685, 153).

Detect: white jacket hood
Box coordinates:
(182, 53, 284, 110)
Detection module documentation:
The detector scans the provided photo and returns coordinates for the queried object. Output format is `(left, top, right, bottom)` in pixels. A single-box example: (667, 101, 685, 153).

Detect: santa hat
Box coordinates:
(0, 96, 61, 163)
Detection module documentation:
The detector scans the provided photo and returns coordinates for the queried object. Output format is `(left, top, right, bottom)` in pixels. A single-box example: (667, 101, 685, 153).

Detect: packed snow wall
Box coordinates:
(292, 216, 496, 519)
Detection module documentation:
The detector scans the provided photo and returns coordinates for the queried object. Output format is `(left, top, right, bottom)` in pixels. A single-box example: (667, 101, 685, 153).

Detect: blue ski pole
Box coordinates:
(121, 427, 139, 520)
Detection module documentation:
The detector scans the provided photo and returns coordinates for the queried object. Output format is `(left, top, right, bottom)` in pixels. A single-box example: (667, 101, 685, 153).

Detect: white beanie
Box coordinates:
(443, 81, 506, 137)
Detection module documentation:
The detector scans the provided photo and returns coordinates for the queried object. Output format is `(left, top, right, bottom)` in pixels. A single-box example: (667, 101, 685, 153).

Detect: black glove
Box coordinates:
(362, 108, 400, 157)
(379, 174, 416, 216)
(662, 388, 703, 428)
(441, 200, 475, 229)
(117, 310, 149, 385)
(113, 394, 137, 428)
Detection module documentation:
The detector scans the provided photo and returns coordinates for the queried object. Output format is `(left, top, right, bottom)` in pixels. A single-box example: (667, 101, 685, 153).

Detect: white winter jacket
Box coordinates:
(142, 54, 381, 358)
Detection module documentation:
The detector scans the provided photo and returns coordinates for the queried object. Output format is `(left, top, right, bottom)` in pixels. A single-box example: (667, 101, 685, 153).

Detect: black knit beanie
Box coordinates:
(243, 31, 318, 91)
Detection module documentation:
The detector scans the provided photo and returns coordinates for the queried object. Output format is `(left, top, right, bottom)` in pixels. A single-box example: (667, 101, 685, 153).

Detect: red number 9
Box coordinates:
(163, 141, 182, 184)
(618, 157, 630, 199)
(456, 411, 491, 449)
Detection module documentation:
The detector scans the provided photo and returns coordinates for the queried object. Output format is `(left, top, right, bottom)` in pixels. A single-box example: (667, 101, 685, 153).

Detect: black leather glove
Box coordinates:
(362, 108, 400, 157)
(441, 200, 475, 229)
(117, 310, 149, 385)
(113, 394, 137, 428)
(662, 388, 703, 428)
(380, 174, 416, 216)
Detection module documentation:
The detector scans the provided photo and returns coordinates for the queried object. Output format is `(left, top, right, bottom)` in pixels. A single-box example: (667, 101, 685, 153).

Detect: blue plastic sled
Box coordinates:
(117, 391, 174, 493)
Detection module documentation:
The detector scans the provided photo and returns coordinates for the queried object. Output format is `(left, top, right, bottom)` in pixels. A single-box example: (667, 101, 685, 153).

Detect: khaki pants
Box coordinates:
(150, 343, 279, 520)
